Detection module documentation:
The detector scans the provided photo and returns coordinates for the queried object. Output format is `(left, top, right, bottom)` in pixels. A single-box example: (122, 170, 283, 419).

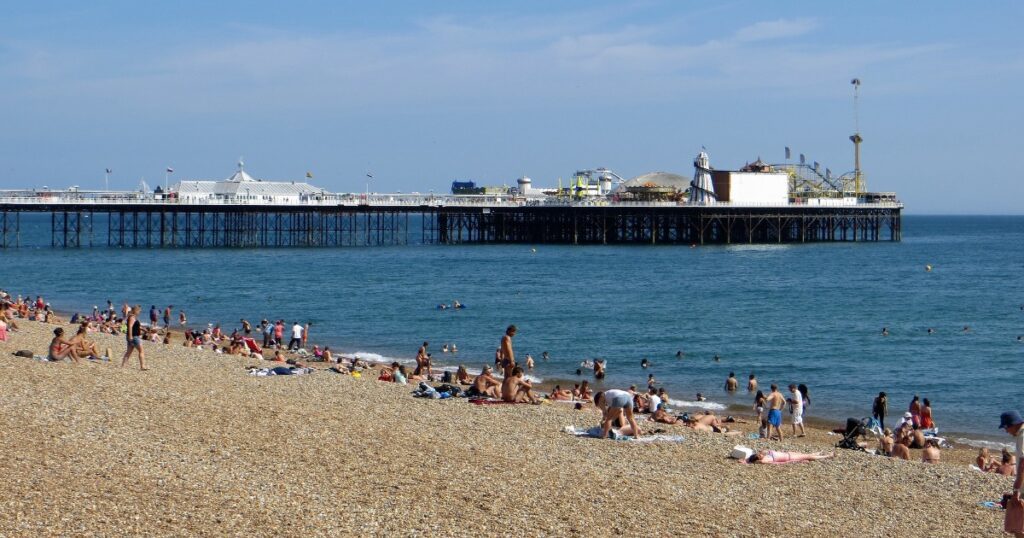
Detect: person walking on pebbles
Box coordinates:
(121, 305, 148, 370)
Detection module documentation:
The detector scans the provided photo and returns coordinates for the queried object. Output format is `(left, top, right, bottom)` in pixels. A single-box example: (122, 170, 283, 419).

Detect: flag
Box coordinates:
(166, 167, 174, 173)
(306, 171, 313, 179)
(105, 168, 112, 174)
(784, 147, 791, 160)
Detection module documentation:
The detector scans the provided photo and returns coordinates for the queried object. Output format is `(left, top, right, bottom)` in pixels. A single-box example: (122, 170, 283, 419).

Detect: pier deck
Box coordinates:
(0, 192, 901, 248)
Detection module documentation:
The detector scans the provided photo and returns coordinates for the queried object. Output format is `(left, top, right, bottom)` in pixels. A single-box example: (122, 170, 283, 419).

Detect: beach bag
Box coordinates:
(1006, 496, 1024, 533)
(730, 445, 754, 460)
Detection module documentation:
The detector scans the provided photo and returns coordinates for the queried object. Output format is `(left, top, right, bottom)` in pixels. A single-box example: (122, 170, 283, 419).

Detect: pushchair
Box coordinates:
(836, 417, 868, 451)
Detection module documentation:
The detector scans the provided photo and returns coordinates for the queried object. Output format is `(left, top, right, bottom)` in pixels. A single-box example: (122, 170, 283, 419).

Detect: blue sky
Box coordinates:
(1, 1, 1021, 213)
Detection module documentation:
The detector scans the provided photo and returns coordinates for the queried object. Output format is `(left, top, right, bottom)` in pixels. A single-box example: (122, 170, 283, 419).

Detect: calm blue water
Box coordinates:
(3, 215, 1022, 439)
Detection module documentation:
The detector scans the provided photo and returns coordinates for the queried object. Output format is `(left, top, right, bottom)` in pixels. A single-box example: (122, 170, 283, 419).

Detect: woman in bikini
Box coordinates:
(455, 365, 472, 385)
(48, 327, 84, 364)
(747, 449, 834, 464)
(68, 323, 100, 359)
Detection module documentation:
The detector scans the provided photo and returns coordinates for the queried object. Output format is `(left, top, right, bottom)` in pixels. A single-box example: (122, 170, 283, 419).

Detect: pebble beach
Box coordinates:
(0, 318, 1012, 536)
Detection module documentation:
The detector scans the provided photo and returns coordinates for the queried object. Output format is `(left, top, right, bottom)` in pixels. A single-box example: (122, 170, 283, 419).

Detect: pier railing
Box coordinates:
(0, 190, 903, 210)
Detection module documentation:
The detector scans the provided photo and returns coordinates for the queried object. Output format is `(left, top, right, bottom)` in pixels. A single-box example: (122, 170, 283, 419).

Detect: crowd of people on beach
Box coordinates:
(6, 287, 1023, 488)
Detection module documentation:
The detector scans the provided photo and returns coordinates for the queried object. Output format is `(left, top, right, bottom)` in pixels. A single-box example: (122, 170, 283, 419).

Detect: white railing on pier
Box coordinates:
(0, 190, 903, 210)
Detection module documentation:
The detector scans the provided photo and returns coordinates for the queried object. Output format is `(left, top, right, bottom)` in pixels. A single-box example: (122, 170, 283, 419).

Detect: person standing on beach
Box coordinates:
(873, 392, 888, 430)
(302, 322, 310, 348)
(1001, 411, 1024, 538)
(765, 385, 786, 441)
(163, 305, 172, 328)
(415, 341, 431, 377)
(178, 309, 187, 327)
(120, 306, 148, 370)
(909, 395, 922, 428)
(921, 398, 935, 429)
(725, 372, 738, 392)
(498, 325, 516, 376)
(1000, 412, 1024, 497)
(149, 305, 158, 327)
(787, 384, 805, 437)
(288, 322, 303, 351)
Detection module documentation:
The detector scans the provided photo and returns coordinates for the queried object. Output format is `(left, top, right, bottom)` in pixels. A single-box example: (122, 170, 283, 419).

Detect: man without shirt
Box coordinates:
(501, 366, 538, 404)
(498, 325, 517, 376)
(765, 384, 786, 441)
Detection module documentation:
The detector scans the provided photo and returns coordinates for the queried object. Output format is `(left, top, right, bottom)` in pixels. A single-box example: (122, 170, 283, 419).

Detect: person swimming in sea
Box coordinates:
(640, 358, 650, 369)
(881, 327, 889, 336)
(713, 354, 721, 362)
(675, 350, 684, 358)
(593, 359, 606, 380)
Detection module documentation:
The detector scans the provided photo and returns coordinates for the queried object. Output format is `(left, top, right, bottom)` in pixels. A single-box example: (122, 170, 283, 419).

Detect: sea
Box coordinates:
(3, 214, 1022, 445)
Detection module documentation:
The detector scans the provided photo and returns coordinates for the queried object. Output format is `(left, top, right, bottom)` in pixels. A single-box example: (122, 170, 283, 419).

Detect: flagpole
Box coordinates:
(104, 170, 109, 192)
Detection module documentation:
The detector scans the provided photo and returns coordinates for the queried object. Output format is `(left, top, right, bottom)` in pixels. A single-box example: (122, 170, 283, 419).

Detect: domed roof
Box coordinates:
(612, 172, 691, 194)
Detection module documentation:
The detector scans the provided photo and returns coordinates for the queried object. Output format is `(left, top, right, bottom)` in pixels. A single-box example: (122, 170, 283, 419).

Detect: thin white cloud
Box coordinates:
(732, 17, 818, 43)
(0, 12, 956, 114)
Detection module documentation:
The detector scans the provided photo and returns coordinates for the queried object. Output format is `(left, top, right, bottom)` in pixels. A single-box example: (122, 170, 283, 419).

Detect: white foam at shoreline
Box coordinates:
(342, 351, 543, 383)
(953, 437, 1012, 450)
(666, 398, 727, 411)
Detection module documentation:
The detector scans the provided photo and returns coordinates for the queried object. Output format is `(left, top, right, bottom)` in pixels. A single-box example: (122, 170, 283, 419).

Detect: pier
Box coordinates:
(0, 190, 901, 248)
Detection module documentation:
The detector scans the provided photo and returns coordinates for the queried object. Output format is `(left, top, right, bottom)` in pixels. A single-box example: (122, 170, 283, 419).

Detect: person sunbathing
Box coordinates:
(879, 429, 895, 456)
(921, 439, 941, 464)
(746, 450, 834, 464)
(455, 365, 472, 385)
(651, 407, 679, 424)
(993, 449, 1016, 476)
(468, 366, 500, 398)
(549, 385, 573, 401)
(501, 366, 539, 404)
(48, 327, 84, 364)
(977, 448, 992, 470)
(578, 380, 593, 401)
(68, 324, 100, 359)
(890, 442, 911, 460)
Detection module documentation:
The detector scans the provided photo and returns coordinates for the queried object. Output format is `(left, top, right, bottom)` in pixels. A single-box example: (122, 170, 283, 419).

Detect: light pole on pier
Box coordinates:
(104, 168, 111, 191)
(365, 172, 373, 200)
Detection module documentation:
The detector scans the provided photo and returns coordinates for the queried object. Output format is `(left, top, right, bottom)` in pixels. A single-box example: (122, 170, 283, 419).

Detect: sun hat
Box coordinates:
(903, 412, 913, 419)
(998, 411, 1024, 429)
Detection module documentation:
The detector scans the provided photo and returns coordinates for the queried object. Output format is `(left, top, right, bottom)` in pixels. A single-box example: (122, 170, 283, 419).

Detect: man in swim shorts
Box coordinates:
(765, 384, 786, 441)
(498, 325, 516, 376)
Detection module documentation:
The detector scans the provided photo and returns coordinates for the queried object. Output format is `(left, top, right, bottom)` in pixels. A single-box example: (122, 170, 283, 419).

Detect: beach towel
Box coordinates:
(243, 338, 262, 354)
(469, 399, 521, 405)
(563, 425, 685, 443)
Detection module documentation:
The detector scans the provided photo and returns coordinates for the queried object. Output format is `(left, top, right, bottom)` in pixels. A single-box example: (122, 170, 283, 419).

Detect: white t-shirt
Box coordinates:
(292, 324, 303, 339)
(791, 391, 803, 415)
(648, 395, 662, 413)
